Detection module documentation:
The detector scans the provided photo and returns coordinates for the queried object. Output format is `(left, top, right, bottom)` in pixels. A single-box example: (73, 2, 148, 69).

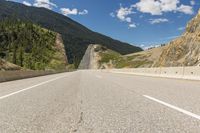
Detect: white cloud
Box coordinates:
(60, 8, 78, 15)
(133, 0, 162, 15)
(23, 1, 32, 6)
(177, 4, 194, 15)
(116, 5, 134, 22)
(79, 9, 88, 15)
(149, 18, 169, 24)
(60, 8, 88, 16)
(190, 0, 195, 6)
(143, 44, 161, 50)
(110, 12, 115, 17)
(160, 0, 180, 12)
(129, 23, 136, 28)
(133, 0, 193, 15)
(111, 0, 194, 29)
(178, 27, 185, 31)
(113, 5, 137, 29)
(33, 0, 57, 10)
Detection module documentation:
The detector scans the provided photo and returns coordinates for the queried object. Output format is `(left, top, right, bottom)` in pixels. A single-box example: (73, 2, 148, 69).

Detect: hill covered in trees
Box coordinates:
(0, 0, 142, 67)
(0, 19, 67, 70)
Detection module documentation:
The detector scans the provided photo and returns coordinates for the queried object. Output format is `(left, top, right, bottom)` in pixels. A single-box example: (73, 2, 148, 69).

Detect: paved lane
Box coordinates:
(1, 70, 200, 132)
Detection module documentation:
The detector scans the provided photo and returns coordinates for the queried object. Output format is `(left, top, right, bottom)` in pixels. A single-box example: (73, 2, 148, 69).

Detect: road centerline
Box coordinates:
(143, 95, 200, 120)
(0, 75, 68, 100)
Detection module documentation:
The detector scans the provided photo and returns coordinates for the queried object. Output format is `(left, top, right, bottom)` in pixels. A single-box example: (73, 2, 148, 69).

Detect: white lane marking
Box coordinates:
(96, 75, 102, 79)
(143, 95, 200, 120)
(0, 75, 68, 100)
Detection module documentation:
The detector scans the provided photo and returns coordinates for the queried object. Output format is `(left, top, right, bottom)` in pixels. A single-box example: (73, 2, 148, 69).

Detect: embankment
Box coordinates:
(106, 66, 200, 81)
(0, 70, 72, 83)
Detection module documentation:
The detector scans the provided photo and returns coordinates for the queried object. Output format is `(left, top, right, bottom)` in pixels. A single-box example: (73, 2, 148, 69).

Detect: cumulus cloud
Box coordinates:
(149, 18, 169, 24)
(23, 1, 32, 6)
(60, 8, 88, 16)
(112, 5, 137, 29)
(129, 23, 137, 28)
(79, 9, 88, 15)
(177, 4, 194, 15)
(111, 0, 194, 29)
(116, 5, 134, 22)
(33, 0, 57, 10)
(190, 0, 195, 6)
(110, 12, 115, 17)
(61, 8, 78, 15)
(133, 0, 193, 15)
(133, 0, 162, 15)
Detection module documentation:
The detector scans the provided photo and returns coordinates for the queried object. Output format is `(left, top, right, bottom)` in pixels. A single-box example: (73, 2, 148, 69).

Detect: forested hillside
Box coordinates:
(0, 19, 67, 70)
(0, 0, 142, 67)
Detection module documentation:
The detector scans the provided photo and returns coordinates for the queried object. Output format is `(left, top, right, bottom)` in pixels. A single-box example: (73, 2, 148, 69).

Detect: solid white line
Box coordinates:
(143, 95, 200, 120)
(0, 75, 68, 100)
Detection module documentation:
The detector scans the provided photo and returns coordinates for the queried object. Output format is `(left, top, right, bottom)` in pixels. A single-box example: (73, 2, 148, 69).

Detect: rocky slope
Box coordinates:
(0, 59, 21, 71)
(94, 9, 200, 69)
(107, 9, 200, 69)
(85, 45, 156, 69)
(155, 9, 200, 67)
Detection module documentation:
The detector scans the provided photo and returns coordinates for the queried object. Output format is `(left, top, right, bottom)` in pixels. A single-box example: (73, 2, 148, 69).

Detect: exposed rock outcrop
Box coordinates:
(155, 9, 200, 67)
(0, 59, 21, 71)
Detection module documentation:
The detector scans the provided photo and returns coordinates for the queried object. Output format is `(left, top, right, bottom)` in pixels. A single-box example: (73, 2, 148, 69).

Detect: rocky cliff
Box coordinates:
(0, 59, 21, 71)
(155, 9, 200, 67)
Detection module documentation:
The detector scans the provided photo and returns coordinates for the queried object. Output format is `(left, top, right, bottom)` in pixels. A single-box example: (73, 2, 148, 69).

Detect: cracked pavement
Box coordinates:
(1, 70, 200, 133)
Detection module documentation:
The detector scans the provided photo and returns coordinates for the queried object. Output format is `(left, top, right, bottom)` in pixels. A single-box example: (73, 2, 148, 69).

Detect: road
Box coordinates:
(1, 70, 200, 133)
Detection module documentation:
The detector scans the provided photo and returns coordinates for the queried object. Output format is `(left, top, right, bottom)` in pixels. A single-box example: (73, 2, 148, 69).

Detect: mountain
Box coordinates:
(154, 9, 200, 67)
(0, 19, 68, 70)
(93, 9, 200, 69)
(0, 0, 142, 67)
(81, 45, 155, 69)
(129, 9, 200, 68)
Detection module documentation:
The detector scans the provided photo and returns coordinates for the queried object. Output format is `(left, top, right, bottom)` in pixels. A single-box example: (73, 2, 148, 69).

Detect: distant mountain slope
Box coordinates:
(86, 45, 155, 69)
(0, 19, 67, 70)
(154, 9, 200, 67)
(93, 9, 200, 69)
(124, 9, 200, 68)
(0, 0, 142, 67)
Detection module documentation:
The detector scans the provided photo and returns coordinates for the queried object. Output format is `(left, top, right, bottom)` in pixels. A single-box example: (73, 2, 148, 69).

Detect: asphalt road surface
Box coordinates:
(1, 70, 200, 133)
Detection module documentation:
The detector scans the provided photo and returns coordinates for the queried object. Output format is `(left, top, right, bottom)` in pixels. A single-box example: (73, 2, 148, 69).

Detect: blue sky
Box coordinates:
(10, 0, 200, 49)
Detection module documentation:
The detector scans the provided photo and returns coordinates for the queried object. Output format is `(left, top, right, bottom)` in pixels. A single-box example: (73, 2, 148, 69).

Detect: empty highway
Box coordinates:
(1, 70, 200, 133)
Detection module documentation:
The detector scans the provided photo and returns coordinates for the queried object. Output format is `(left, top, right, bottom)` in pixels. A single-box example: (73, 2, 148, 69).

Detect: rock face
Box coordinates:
(155, 9, 200, 67)
(0, 59, 21, 71)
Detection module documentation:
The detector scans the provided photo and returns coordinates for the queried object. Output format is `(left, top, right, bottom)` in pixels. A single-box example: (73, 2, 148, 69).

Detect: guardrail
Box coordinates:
(106, 66, 200, 80)
(0, 70, 73, 83)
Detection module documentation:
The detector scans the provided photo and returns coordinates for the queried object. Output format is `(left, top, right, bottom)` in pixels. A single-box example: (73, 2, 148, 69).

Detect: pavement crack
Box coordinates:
(78, 112, 83, 124)
(72, 100, 84, 133)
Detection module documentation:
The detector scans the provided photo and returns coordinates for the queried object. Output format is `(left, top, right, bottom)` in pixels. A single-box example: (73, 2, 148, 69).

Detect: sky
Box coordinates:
(8, 0, 200, 49)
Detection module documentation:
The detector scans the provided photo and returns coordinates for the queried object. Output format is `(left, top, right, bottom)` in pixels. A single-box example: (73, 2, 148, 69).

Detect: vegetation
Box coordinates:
(0, 0, 142, 67)
(99, 49, 153, 68)
(0, 19, 66, 70)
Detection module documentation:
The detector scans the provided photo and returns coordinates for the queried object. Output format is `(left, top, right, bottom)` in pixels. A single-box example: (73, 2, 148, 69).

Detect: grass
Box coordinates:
(99, 49, 153, 68)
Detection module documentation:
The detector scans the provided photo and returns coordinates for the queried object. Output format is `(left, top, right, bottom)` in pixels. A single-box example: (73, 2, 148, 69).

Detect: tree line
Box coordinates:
(0, 19, 56, 70)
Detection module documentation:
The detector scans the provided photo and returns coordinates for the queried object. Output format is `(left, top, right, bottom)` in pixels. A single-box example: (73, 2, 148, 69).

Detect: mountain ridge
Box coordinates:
(0, 0, 142, 67)
(92, 9, 200, 69)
